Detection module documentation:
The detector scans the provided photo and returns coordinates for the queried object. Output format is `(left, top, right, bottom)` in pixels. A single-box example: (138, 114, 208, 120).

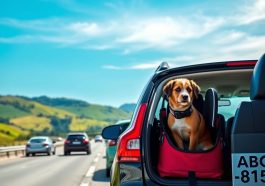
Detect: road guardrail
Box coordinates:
(0, 142, 64, 159)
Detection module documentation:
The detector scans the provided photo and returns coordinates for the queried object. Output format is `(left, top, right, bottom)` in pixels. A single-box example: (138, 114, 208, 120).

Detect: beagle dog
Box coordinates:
(163, 78, 213, 151)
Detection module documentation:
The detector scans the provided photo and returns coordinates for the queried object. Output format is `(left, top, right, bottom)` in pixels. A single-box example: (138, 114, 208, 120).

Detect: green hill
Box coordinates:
(0, 104, 30, 119)
(10, 116, 52, 132)
(31, 96, 131, 122)
(0, 95, 132, 146)
(0, 96, 74, 119)
(56, 104, 130, 122)
(0, 123, 29, 146)
(119, 103, 136, 113)
(31, 96, 89, 107)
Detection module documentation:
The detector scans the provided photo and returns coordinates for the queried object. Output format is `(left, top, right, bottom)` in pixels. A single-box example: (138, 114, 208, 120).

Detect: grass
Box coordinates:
(0, 104, 30, 119)
(0, 95, 131, 144)
(69, 117, 108, 131)
(0, 96, 75, 119)
(0, 123, 29, 146)
(0, 133, 13, 146)
(57, 104, 131, 122)
(30, 102, 75, 118)
(10, 116, 52, 132)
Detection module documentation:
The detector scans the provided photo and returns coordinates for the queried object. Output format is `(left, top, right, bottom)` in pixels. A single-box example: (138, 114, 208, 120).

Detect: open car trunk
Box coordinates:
(143, 66, 254, 186)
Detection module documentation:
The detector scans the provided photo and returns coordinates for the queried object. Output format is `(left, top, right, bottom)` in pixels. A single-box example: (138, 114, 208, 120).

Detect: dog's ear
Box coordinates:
(190, 80, 201, 99)
(163, 80, 175, 98)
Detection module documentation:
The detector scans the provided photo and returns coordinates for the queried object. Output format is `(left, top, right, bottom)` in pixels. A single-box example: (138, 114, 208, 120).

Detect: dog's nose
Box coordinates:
(182, 95, 188, 101)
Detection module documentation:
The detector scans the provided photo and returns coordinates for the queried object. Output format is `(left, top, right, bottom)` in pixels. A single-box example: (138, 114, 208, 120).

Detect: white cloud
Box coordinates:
(0, 15, 225, 51)
(103, 55, 196, 70)
(83, 44, 115, 50)
(0, 35, 36, 43)
(131, 63, 160, 70)
(102, 63, 159, 70)
(102, 62, 160, 70)
(0, 34, 80, 45)
(221, 35, 265, 53)
(214, 31, 246, 45)
(0, 18, 62, 32)
(236, 0, 265, 24)
(117, 16, 224, 47)
(1, 1, 264, 59)
(67, 22, 104, 36)
(102, 65, 123, 70)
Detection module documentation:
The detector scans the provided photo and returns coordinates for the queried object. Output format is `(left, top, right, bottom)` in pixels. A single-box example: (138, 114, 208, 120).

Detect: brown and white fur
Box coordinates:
(163, 78, 213, 151)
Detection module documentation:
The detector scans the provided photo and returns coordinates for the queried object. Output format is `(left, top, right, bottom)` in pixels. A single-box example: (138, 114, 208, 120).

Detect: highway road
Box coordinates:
(0, 141, 109, 186)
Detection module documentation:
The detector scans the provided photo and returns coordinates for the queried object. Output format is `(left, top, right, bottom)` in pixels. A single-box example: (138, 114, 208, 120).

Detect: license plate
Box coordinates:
(72, 141, 81, 145)
(232, 153, 265, 186)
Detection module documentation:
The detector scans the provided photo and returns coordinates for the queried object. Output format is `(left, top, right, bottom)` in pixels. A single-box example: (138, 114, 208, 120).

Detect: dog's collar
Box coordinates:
(169, 105, 193, 119)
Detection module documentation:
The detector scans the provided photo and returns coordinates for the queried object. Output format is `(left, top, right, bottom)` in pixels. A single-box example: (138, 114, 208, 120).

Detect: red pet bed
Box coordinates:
(157, 134, 223, 179)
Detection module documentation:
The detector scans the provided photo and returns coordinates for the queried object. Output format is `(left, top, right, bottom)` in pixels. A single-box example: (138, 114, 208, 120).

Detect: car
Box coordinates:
(25, 136, 56, 156)
(64, 132, 91, 155)
(102, 54, 265, 186)
(94, 135, 103, 142)
(105, 120, 130, 177)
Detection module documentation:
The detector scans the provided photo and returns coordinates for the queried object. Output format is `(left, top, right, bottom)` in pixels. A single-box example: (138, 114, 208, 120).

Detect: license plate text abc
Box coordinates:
(234, 154, 265, 184)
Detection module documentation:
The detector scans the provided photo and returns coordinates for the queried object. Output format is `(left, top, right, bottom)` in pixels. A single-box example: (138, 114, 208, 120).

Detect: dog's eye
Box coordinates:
(187, 87, 192, 93)
(175, 87, 181, 92)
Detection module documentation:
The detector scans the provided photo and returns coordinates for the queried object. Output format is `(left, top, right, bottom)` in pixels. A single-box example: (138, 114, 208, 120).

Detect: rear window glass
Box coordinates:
(30, 138, 46, 143)
(218, 96, 250, 120)
(67, 135, 86, 140)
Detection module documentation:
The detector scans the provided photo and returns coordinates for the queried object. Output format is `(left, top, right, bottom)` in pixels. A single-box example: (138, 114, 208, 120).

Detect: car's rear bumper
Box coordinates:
(64, 145, 89, 152)
(26, 147, 50, 153)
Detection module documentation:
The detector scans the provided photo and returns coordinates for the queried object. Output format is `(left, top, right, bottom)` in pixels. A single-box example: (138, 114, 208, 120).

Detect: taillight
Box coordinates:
(83, 139, 89, 144)
(108, 140, 117, 146)
(64, 140, 70, 144)
(43, 143, 49, 147)
(117, 103, 147, 163)
(226, 61, 256, 67)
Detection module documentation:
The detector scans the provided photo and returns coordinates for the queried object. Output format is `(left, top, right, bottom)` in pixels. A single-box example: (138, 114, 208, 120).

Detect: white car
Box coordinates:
(94, 135, 103, 142)
(26, 136, 56, 156)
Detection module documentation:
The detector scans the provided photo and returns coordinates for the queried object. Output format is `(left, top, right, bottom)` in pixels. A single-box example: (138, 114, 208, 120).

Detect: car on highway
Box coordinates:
(64, 132, 91, 155)
(105, 120, 130, 177)
(94, 135, 103, 142)
(102, 54, 265, 186)
(26, 136, 56, 156)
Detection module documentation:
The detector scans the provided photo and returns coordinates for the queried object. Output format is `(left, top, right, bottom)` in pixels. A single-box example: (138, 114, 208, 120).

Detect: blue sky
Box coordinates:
(1, 0, 265, 107)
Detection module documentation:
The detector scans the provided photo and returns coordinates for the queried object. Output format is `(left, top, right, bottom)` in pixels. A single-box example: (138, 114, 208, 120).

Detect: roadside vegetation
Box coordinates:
(0, 95, 132, 146)
(0, 123, 29, 146)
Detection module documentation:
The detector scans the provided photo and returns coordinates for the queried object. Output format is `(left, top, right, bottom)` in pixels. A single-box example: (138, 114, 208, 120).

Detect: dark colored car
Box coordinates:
(64, 132, 91, 155)
(102, 54, 265, 186)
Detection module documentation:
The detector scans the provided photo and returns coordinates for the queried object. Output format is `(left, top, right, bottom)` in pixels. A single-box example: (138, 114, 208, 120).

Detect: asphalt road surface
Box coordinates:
(0, 141, 110, 186)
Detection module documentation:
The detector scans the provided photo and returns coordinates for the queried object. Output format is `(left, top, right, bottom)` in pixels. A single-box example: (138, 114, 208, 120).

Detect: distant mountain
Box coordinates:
(0, 95, 76, 145)
(31, 96, 89, 107)
(31, 96, 131, 122)
(119, 103, 136, 113)
(0, 95, 73, 119)
(0, 95, 132, 145)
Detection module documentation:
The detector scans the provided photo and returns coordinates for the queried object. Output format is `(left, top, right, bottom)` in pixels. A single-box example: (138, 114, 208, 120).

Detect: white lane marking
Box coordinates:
(79, 144, 104, 186)
(86, 165, 96, 177)
(79, 183, 88, 186)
